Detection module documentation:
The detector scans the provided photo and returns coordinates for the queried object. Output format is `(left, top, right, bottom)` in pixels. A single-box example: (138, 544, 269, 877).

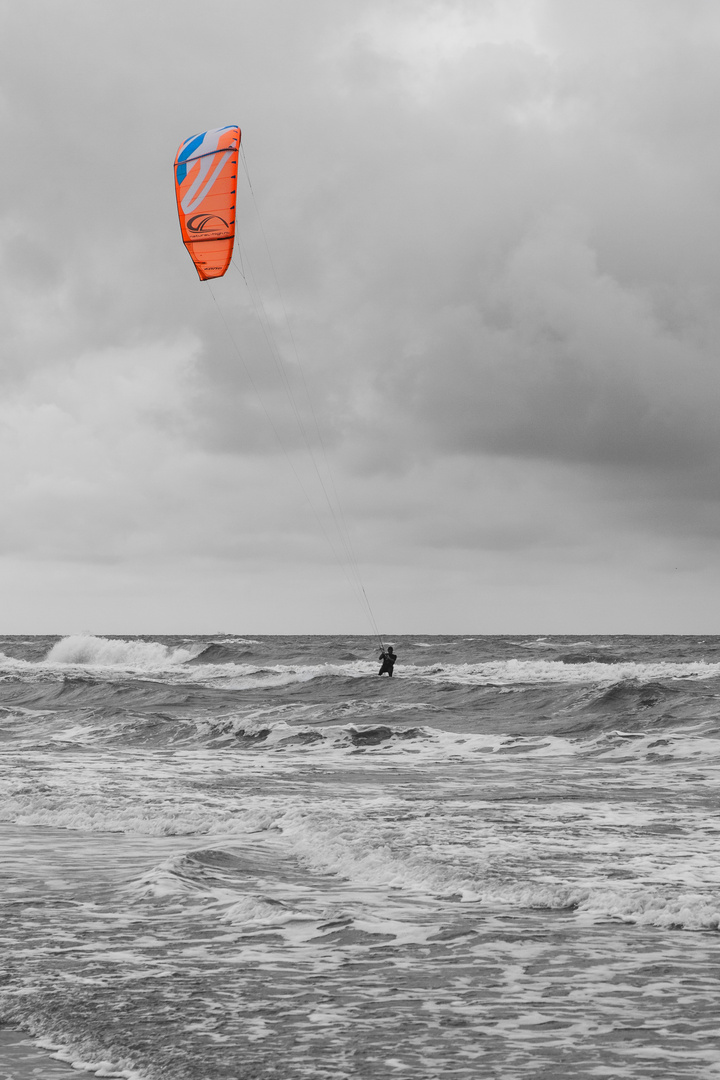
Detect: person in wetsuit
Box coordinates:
(378, 645, 396, 677)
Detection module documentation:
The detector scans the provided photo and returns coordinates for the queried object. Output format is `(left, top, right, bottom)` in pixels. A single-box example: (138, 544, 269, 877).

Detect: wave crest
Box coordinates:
(45, 634, 199, 669)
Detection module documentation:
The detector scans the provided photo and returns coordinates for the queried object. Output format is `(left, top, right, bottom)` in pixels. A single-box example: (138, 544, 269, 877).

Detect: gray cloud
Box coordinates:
(2, 0, 720, 631)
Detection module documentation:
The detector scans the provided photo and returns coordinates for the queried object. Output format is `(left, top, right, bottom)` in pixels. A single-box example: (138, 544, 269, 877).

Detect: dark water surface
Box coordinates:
(2, 634, 720, 1078)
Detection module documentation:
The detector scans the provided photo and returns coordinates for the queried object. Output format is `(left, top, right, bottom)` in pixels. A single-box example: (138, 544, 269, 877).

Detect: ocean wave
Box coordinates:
(468, 881, 720, 930)
(127, 848, 319, 930)
(198, 714, 432, 751)
(6, 695, 719, 760)
(186, 642, 253, 665)
(206, 656, 720, 689)
(155, 719, 720, 763)
(513, 637, 556, 648)
(0, 795, 268, 836)
(6, 764, 720, 940)
(415, 658, 720, 686)
(266, 806, 720, 931)
(574, 886, 720, 930)
(557, 651, 624, 665)
(5, 638, 720, 692)
(46, 635, 201, 669)
(211, 637, 261, 645)
(31, 1038, 143, 1080)
(119, 838, 720, 935)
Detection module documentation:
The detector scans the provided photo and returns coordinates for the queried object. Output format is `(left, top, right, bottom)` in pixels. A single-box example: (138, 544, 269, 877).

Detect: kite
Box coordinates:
(174, 125, 241, 280)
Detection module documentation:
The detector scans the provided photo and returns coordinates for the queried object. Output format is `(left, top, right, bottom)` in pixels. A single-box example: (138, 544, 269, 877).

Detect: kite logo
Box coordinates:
(187, 214, 229, 233)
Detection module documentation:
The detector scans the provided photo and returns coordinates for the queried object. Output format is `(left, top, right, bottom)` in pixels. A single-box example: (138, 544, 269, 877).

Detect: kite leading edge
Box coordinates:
(174, 125, 241, 281)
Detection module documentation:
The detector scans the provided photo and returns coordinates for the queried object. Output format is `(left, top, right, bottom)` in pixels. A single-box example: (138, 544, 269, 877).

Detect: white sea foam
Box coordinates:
(45, 634, 200, 669)
(0, 791, 275, 837)
(413, 657, 720, 686)
(4, 637, 720, 691)
(220, 896, 318, 928)
(574, 887, 720, 930)
(35, 1038, 143, 1080)
(6, 633, 720, 1080)
(179, 655, 720, 690)
(271, 806, 720, 932)
(180, 660, 370, 689)
(592, 728, 720, 762)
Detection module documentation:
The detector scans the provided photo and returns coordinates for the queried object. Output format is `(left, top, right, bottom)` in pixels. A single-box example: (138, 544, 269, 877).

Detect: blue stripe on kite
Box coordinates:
(178, 132, 206, 163)
(176, 133, 206, 186)
(176, 128, 238, 186)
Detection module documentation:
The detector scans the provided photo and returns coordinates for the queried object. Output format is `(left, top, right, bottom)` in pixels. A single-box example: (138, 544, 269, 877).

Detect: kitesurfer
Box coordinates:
(378, 645, 396, 677)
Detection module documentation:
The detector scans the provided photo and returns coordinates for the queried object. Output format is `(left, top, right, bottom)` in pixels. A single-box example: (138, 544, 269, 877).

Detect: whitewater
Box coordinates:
(2, 633, 720, 1079)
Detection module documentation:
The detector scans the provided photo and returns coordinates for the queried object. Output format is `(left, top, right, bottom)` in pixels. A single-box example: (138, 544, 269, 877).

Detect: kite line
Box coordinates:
(174, 125, 384, 645)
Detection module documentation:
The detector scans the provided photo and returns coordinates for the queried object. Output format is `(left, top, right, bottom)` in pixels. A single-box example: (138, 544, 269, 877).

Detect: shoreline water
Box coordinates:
(0, 1029, 89, 1080)
(3, 634, 720, 1077)
(0, 1028, 144, 1080)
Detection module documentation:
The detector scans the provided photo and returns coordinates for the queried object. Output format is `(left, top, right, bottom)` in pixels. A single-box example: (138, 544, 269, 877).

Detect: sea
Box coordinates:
(2, 633, 720, 1080)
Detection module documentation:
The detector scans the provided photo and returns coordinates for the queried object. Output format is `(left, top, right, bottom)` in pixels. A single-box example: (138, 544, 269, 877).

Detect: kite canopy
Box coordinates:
(174, 126, 241, 281)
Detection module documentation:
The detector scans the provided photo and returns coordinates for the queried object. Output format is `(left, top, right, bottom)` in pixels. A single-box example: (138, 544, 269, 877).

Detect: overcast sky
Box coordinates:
(2, 0, 720, 635)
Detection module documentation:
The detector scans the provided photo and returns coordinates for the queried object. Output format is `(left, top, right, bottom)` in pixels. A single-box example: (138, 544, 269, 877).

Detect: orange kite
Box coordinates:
(174, 126, 241, 280)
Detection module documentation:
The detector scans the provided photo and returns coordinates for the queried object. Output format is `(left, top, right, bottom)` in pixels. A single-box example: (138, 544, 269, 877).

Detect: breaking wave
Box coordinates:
(45, 634, 201, 668)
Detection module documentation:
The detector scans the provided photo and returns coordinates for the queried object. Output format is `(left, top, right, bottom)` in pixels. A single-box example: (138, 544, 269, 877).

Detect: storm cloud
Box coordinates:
(2, 0, 720, 632)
